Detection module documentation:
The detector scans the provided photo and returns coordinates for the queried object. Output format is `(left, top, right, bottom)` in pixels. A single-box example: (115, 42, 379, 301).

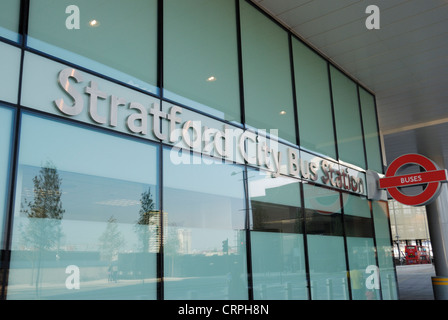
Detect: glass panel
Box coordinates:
(344, 215, 373, 238)
(163, 148, 248, 299)
(161, 101, 245, 165)
(307, 235, 348, 300)
(330, 66, 365, 169)
(8, 114, 159, 300)
(372, 201, 399, 300)
(0, 106, 14, 250)
(0, 0, 21, 42)
(359, 88, 383, 173)
(343, 193, 379, 300)
(163, 0, 240, 123)
(21, 52, 159, 142)
(346, 237, 378, 300)
(304, 185, 342, 236)
(27, 0, 158, 94)
(239, 1, 296, 144)
(249, 170, 302, 232)
(292, 39, 336, 159)
(251, 232, 307, 300)
(0, 42, 21, 104)
(342, 193, 371, 218)
(248, 170, 307, 299)
(303, 184, 349, 300)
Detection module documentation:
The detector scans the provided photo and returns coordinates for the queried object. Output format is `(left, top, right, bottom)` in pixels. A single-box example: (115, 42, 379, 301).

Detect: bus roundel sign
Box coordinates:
(379, 154, 448, 206)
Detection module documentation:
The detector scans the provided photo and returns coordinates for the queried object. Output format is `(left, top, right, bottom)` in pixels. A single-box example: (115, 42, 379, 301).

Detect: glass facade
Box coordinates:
(293, 39, 336, 159)
(28, 0, 158, 93)
(330, 65, 366, 169)
(248, 171, 307, 299)
(0, 0, 397, 300)
(8, 114, 159, 299)
(0, 0, 21, 42)
(239, 0, 296, 143)
(0, 41, 21, 104)
(343, 194, 378, 300)
(0, 106, 14, 250)
(359, 88, 383, 173)
(163, 149, 248, 300)
(163, 0, 241, 122)
(374, 201, 399, 300)
(303, 184, 348, 299)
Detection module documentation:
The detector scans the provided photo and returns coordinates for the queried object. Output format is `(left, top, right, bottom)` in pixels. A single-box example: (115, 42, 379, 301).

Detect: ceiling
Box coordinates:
(252, 0, 448, 169)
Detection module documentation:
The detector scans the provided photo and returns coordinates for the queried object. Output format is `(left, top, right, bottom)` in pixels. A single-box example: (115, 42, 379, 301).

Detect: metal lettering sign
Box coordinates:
(53, 67, 367, 195)
(379, 154, 448, 206)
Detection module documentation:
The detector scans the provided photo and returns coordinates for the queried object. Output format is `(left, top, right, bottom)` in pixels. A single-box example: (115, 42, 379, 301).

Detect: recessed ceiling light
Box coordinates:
(89, 19, 100, 27)
(207, 76, 217, 82)
(280, 110, 286, 115)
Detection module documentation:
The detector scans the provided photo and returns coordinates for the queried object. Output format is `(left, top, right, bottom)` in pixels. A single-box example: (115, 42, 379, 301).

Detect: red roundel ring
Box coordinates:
(385, 154, 440, 206)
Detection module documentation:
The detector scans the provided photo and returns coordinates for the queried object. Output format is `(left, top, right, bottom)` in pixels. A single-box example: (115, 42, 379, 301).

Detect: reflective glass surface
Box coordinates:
(164, 0, 241, 122)
(346, 237, 377, 300)
(248, 170, 307, 300)
(330, 66, 366, 169)
(239, 0, 296, 143)
(0, 42, 21, 104)
(359, 88, 383, 173)
(27, 0, 158, 93)
(20, 52, 160, 142)
(303, 184, 349, 300)
(0, 0, 21, 42)
(292, 39, 336, 159)
(163, 148, 248, 299)
(8, 114, 159, 300)
(0, 106, 14, 250)
(343, 194, 379, 300)
(372, 201, 399, 300)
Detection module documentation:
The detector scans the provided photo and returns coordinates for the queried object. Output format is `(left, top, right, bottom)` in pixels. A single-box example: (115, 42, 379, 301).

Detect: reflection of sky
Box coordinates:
(163, 148, 245, 198)
(27, 37, 159, 95)
(249, 174, 296, 198)
(13, 115, 159, 251)
(15, 165, 156, 251)
(18, 165, 155, 224)
(248, 170, 301, 208)
(164, 187, 245, 230)
(163, 149, 246, 231)
(19, 114, 158, 185)
(163, 90, 225, 120)
(0, 26, 20, 42)
(14, 115, 363, 254)
(163, 149, 247, 251)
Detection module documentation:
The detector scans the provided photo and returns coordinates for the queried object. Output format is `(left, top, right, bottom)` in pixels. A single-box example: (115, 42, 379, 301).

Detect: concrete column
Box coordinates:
(426, 182, 448, 299)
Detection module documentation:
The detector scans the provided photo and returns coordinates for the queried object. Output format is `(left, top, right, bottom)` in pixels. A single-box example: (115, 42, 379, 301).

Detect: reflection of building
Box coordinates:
(176, 228, 192, 255)
(147, 210, 166, 253)
(389, 200, 432, 261)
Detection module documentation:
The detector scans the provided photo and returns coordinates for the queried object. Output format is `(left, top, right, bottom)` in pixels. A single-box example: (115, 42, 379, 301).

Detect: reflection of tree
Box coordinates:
(20, 161, 65, 296)
(133, 188, 158, 281)
(98, 216, 125, 262)
(135, 188, 157, 253)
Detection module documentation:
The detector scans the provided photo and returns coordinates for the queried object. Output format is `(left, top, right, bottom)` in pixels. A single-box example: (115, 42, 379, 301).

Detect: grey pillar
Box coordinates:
(426, 182, 448, 299)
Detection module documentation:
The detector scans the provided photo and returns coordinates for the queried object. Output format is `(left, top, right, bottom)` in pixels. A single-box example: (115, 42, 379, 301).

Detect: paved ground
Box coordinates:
(396, 264, 435, 300)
